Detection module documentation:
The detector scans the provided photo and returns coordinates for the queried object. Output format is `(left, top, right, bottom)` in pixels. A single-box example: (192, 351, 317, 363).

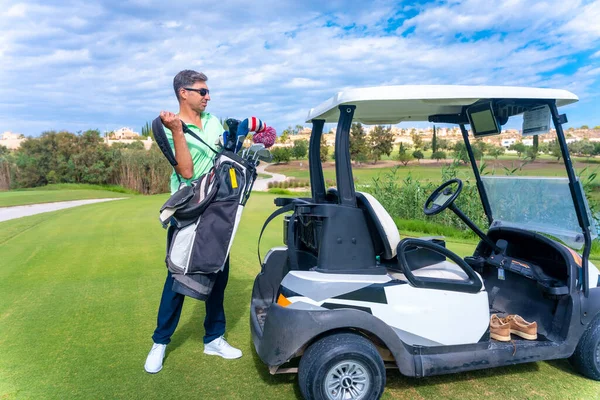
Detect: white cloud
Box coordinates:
(0, 0, 598, 135)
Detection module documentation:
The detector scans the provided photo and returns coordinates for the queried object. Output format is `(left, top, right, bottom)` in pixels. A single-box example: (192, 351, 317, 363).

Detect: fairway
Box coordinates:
(2, 193, 600, 399)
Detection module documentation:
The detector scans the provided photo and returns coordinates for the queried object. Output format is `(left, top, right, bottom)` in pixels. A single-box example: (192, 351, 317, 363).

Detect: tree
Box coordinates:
(432, 125, 438, 153)
(550, 139, 562, 161)
(452, 142, 469, 164)
(271, 147, 291, 163)
(279, 130, 290, 144)
(411, 132, 423, 150)
(141, 121, 153, 138)
(472, 140, 488, 155)
(13, 129, 119, 187)
(581, 125, 589, 129)
(570, 140, 594, 158)
(594, 126, 600, 130)
(431, 150, 447, 161)
(396, 143, 413, 166)
(320, 135, 329, 162)
(349, 122, 368, 164)
(525, 135, 539, 161)
(0, 144, 9, 156)
(412, 150, 424, 163)
(453, 142, 482, 164)
(291, 139, 308, 160)
(487, 146, 505, 159)
(369, 125, 394, 163)
(437, 139, 449, 150)
(509, 142, 527, 157)
(295, 124, 304, 134)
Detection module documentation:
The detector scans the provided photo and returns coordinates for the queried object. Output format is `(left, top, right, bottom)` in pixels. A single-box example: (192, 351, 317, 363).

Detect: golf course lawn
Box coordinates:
(0, 184, 134, 207)
(267, 158, 600, 187)
(2, 192, 600, 399)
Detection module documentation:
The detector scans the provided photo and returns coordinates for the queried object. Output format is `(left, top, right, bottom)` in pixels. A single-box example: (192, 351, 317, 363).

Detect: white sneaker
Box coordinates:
(144, 343, 167, 373)
(203, 336, 242, 359)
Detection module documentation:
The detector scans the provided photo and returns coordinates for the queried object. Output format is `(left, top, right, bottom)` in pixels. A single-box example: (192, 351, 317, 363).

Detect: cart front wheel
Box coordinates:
(298, 332, 385, 400)
(570, 314, 600, 380)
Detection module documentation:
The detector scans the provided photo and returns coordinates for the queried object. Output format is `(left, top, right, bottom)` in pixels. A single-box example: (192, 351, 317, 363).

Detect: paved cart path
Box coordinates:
(0, 198, 126, 222)
(253, 163, 288, 191)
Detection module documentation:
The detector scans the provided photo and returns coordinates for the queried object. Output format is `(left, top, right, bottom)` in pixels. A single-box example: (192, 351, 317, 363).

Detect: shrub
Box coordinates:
(366, 165, 487, 233)
(271, 147, 291, 163)
(268, 188, 293, 195)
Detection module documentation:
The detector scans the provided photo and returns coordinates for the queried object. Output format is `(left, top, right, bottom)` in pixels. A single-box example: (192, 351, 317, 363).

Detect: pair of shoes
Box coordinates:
(502, 314, 538, 340)
(490, 314, 511, 341)
(204, 336, 243, 359)
(144, 343, 167, 373)
(489, 314, 538, 341)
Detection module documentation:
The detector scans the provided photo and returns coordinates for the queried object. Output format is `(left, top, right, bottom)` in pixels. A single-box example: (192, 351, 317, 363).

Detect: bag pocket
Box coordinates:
(186, 199, 239, 274)
(166, 220, 199, 273)
(214, 163, 246, 202)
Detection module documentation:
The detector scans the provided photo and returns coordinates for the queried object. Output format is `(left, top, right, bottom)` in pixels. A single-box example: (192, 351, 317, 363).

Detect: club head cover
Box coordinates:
(252, 126, 276, 148)
(236, 117, 266, 152)
(224, 118, 241, 151)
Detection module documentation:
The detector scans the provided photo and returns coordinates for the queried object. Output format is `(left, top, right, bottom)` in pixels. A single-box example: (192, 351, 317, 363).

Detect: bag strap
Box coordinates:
(181, 122, 219, 155)
(257, 202, 295, 266)
(151, 116, 220, 184)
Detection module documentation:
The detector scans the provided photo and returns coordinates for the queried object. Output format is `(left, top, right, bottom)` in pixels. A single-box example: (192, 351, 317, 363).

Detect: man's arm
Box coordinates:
(160, 111, 193, 179)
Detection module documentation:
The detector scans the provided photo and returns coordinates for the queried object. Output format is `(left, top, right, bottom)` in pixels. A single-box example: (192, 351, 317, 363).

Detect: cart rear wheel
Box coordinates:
(298, 332, 385, 400)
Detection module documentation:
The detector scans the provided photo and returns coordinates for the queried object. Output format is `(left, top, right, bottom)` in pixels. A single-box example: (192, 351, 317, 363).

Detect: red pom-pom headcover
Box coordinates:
(253, 126, 276, 148)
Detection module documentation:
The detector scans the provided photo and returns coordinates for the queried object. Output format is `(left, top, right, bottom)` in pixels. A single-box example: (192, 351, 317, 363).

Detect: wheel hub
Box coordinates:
(324, 360, 371, 400)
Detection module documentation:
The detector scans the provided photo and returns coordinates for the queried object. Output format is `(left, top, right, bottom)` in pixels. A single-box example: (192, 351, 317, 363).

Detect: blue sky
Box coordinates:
(0, 0, 599, 136)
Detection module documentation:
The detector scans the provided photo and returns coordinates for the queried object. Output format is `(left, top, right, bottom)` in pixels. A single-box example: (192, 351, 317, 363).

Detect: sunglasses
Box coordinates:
(184, 87, 210, 96)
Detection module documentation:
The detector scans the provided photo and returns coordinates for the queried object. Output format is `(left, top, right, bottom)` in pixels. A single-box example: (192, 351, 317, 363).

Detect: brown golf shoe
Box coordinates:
(503, 315, 537, 340)
(490, 314, 511, 341)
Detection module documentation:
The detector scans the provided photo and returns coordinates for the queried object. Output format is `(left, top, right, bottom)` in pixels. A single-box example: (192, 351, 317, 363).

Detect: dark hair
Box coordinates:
(173, 70, 208, 101)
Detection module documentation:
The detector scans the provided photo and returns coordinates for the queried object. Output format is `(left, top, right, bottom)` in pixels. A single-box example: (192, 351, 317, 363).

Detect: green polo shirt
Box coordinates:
(165, 112, 223, 193)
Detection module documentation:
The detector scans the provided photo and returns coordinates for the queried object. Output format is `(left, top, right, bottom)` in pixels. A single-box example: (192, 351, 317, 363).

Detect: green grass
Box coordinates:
(268, 160, 600, 187)
(0, 184, 136, 207)
(2, 193, 600, 399)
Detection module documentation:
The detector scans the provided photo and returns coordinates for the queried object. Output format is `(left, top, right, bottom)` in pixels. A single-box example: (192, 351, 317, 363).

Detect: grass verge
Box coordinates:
(0, 184, 136, 207)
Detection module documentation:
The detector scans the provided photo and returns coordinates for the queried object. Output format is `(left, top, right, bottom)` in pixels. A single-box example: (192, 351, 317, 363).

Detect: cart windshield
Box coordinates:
(481, 176, 597, 249)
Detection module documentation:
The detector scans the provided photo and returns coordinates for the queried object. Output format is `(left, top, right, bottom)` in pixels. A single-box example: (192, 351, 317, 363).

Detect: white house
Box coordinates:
(112, 127, 140, 140)
(501, 138, 517, 148)
(1, 131, 21, 140)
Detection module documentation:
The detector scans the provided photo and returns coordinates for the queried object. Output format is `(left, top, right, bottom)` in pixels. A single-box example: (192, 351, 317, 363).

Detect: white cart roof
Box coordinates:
(305, 85, 578, 124)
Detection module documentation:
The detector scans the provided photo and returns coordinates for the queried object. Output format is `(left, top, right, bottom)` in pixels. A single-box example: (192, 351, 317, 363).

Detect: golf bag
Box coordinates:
(152, 117, 259, 300)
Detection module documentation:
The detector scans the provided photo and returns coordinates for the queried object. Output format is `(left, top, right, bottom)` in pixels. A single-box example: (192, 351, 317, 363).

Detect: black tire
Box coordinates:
(569, 314, 600, 380)
(298, 332, 386, 400)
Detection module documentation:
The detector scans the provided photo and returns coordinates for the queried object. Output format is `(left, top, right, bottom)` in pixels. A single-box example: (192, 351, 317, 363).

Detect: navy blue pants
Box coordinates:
(152, 227, 230, 345)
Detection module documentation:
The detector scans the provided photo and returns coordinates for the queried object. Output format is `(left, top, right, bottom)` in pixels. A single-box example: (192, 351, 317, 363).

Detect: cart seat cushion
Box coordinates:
(389, 261, 485, 291)
(356, 191, 401, 260)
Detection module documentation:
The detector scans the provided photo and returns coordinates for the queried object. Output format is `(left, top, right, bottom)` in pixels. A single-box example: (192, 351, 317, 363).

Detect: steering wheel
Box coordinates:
(424, 178, 463, 216)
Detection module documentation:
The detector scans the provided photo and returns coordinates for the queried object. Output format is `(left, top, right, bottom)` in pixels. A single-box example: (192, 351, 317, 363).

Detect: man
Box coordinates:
(144, 70, 242, 374)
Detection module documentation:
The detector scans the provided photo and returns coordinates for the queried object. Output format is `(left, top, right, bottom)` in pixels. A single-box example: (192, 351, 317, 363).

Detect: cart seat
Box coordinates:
(389, 261, 485, 290)
(326, 188, 401, 260)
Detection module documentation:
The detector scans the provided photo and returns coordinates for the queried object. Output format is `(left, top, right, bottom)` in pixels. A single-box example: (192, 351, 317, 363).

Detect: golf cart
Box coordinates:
(250, 85, 600, 399)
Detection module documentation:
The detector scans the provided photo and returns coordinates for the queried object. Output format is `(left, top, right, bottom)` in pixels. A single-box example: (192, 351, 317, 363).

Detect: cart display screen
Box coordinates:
(467, 102, 501, 137)
(434, 192, 453, 206)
